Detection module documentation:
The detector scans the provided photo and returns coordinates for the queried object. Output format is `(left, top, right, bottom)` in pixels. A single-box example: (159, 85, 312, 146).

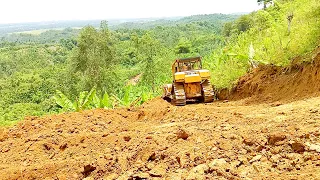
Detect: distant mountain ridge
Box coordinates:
(0, 13, 241, 36)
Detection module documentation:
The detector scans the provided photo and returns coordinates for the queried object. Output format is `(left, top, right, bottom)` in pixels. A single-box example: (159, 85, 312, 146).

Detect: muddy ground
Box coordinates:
(1, 50, 320, 180)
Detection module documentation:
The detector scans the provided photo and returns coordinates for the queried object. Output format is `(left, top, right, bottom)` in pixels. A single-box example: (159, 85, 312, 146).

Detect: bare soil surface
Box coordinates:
(1, 50, 320, 180)
(1, 98, 320, 180)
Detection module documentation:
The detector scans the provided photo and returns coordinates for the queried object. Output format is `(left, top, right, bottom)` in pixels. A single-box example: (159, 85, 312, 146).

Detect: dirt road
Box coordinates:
(0, 96, 320, 179)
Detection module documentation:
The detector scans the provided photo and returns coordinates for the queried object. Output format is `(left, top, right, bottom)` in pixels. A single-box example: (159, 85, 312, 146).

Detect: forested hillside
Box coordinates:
(0, 0, 319, 126)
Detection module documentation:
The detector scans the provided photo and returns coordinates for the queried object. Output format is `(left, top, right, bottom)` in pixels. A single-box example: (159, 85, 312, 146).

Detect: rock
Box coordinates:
(82, 164, 96, 177)
(56, 173, 67, 180)
(166, 134, 177, 142)
(134, 160, 145, 169)
(220, 124, 232, 131)
(139, 148, 156, 162)
(149, 164, 167, 177)
(211, 146, 218, 151)
(117, 174, 129, 180)
(270, 154, 281, 163)
(231, 160, 241, 168)
(83, 177, 94, 180)
(238, 166, 255, 179)
(291, 142, 305, 153)
(186, 172, 204, 180)
(167, 172, 184, 180)
(286, 153, 304, 168)
(43, 143, 52, 150)
(271, 101, 282, 107)
(103, 173, 118, 180)
(148, 152, 156, 161)
(208, 158, 228, 171)
(49, 152, 55, 159)
(101, 133, 109, 137)
(243, 136, 255, 146)
(132, 172, 150, 179)
(178, 154, 189, 168)
(123, 136, 131, 142)
(176, 129, 189, 140)
(249, 155, 262, 163)
(238, 156, 249, 165)
(276, 159, 294, 171)
(303, 152, 312, 161)
(252, 164, 260, 173)
(308, 143, 320, 152)
(80, 136, 86, 142)
(104, 153, 113, 160)
(190, 164, 209, 174)
(117, 155, 128, 171)
(59, 143, 68, 150)
(146, 136, 153, 139)
(268, 133, 286, 145)
(146, 162, 155, 170)
(310, 109, 319, 113)
(270, 146, 282, 154)
(218, 141, 233, 150)
(240, 149, 248, 155)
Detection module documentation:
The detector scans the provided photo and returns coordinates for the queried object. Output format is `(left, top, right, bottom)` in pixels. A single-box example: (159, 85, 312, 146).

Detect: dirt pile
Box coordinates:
(1, 96, 320, 179)
(222, 47, 320, 103)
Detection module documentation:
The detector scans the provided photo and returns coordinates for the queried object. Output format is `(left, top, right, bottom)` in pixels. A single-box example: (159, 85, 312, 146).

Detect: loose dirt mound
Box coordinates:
(224, 47, 320, 103)
(1, 96, 320, 179)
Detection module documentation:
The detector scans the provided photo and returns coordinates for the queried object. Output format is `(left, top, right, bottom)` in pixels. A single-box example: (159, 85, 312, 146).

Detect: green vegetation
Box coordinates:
(209, 0, 320, 87)
(0, 0, 320, 126)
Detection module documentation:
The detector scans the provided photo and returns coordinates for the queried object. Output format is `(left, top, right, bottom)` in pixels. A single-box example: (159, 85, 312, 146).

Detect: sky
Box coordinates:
(0, 0, 261, 24)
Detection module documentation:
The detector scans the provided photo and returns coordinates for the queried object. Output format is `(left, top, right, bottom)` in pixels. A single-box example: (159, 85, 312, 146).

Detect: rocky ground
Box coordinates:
(0, 96, 320, 179)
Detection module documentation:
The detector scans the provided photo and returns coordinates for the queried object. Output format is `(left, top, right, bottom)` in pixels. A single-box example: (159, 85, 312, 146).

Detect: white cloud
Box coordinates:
(0, 0, 260, 24)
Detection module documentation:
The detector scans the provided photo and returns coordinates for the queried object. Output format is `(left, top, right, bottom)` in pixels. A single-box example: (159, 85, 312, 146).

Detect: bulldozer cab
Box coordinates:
(172, 56, 202, 74)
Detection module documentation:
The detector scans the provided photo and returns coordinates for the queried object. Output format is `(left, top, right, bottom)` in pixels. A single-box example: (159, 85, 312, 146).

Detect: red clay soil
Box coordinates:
(225, 47, 320, 104)
(1, 49, 320, 180)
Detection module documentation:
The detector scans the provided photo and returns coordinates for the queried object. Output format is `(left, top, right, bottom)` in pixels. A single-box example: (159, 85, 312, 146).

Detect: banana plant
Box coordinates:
(74, 87, 96, 111)
(53, 86, 97, 112)
(92, 92, 113, 108)
(53, 90, 75, 111)
(53, 86, 153, 112)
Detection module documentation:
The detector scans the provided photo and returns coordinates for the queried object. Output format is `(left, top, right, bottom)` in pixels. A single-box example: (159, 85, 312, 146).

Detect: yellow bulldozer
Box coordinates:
(163, 56, 215, 106)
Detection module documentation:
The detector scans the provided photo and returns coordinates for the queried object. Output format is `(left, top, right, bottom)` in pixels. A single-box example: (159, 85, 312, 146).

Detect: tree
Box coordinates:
(132, 33, 164, 92)
(223, 22, 233, 37)
(287, 12, 294, 35)
(235, 15, 253, 32)
(69, 21, 116, 93)
(175, 38, 192, 54)
(257, 0, 273, 10)
(253, 10, 273, 31)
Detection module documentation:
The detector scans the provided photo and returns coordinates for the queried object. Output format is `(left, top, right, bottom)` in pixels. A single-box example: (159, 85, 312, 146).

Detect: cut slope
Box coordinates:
(225, 47, 320, 103)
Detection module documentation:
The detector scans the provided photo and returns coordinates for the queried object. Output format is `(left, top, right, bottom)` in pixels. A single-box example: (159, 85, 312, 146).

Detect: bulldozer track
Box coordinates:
(172, 82, 186, 106)
(202, 79, 214, 103)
